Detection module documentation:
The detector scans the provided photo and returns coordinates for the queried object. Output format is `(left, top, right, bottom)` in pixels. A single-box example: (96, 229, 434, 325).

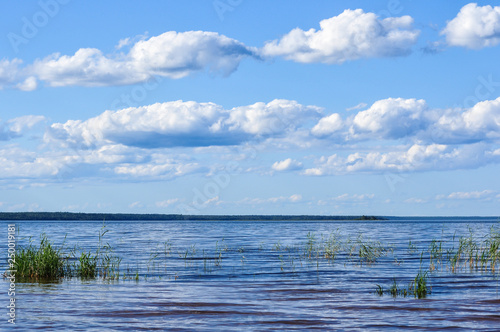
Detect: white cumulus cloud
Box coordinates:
(6, 95, 500, 182)
(332, 193, 375, 201)
(237, 194, 303, 205)
(0, 31, 256, 89)
(156, 198, 180, 207)
(272, 158, 303, 171)
(46, 101, 228, 148)
(442, 3, 500, 49)
(7, 115, 46, 134)
(404, 198, 427, 204)
(304, 143, 499, 175)
(430, 97, 500, 143)
(0, 145, 61, 178)
(0, 59, 26, 90)
(226, 99, 322, 136)
(262, 9, 419, 63)
(0, 115, 46, 141)
(114, 161, 200, 178)
(438, 190, 496, 200)
(351, 98, 428, 139)
(311, 113, 343, 137)
(46, 99, 322, 149)
(32, 31, 256, 87)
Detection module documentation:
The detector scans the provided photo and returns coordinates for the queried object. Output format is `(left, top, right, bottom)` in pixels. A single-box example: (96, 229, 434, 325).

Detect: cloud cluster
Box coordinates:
(310, 96, 500, 145)
(3, 94, 500, 180)
(46, 99, 322, 149)
(0, 115, 45, 141)
(0, 31, 256, 90)
(443, 190, 496, 200)
(430, 97, 500, 144)
(331, 193, 374, 202)
(114, 160, 200, 178)
(156, 198, 180, 208)
(442, 3, 500, 49)
(316, 193, 375, 208)
(4, 4, 500, 91)
(0, 59, 37, 91)
(236, 194, 303, 205)
(303, 143, 499, 175)
(0, 145, 60, 178)
(0, 8, 424, 90)
(31, 31, 256, 87)
(262, 9, 419, 63)
(38, 95, 500, 179)
(276, 95, 500, 174)
(434, 190, 500, 203)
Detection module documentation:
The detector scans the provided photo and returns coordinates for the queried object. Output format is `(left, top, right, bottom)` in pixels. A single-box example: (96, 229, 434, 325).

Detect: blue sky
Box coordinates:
(1, 1, 500, 216)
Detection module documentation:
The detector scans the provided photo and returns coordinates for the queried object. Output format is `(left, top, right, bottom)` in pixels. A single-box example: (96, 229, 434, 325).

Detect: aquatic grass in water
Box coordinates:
(407, 240, 418, 254)
(305, 232, 317, 259)
(485, 226, 500, 272)
(376, 270, 431, 299)
(7, 219, 500, 331)
(444, 225, 500, 273)
(323, 230, 342, 261)
(77, 251, 98, 278)
(15, 234, 69, 280)
(347, 234, 388, 265)
(96, 223, 122, 279)
(13, 223, 122, 281)
(411, 270, 431, 299)
(10, 222, 499, 301)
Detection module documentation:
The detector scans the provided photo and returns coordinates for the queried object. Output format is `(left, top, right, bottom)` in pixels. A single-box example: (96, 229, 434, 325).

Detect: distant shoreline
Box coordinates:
(0, 212, 384, 221)
(0, 212, 497, 221)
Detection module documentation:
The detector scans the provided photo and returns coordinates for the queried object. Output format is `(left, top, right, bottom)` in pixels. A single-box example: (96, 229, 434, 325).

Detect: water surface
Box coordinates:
(1, 218, 499, 330)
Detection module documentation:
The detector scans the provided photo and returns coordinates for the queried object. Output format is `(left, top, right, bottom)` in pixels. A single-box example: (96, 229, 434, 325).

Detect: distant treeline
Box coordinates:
(0, 212, 385, 221)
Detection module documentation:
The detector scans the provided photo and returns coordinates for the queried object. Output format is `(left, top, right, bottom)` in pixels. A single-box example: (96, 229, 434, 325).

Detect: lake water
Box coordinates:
(1, 218, 499, 331)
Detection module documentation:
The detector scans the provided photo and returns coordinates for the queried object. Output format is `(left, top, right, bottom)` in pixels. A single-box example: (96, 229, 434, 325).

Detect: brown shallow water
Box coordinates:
(2, 218, 499, 331)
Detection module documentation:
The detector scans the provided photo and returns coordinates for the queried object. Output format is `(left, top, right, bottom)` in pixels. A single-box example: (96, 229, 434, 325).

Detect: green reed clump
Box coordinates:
(376, 278, 408, 297)
(407, 240, 418, 254)
(350, 235, 388, 265)
(390, 278, 409, 297)
(461, 226, 477, 270)
(15, 234, 70, 280)
(77, 251, 98, 278)
(305, 232, 317, 259)
(483, 226, 500, 272)
(323, 230, 342, 261)
(214, 240, 225, 267)
(376, 252, 431, 298)
(375, 271, 430, 299)
(410, 270, 431, 299)
(14, 223, 123, 281)
(445, 225, 500, 273)
(428, 239, 444, 271)
(429, 239, 443, 260)
(96, 225, 122, 280)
